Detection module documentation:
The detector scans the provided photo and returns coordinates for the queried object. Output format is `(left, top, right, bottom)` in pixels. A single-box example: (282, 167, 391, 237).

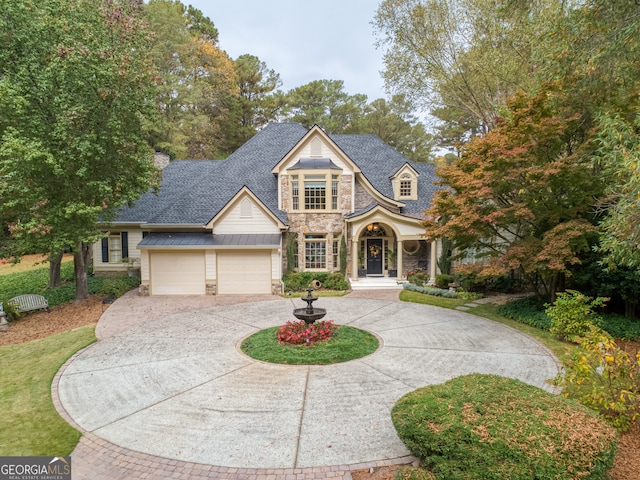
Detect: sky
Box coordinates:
(185, 0, 388, 101)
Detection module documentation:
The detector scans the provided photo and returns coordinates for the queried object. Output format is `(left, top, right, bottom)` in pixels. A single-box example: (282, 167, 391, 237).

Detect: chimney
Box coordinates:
(154, 152, 170, 169)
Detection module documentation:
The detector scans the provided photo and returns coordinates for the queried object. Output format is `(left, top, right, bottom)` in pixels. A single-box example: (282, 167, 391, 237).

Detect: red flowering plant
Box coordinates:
(277, 320, 340, 346)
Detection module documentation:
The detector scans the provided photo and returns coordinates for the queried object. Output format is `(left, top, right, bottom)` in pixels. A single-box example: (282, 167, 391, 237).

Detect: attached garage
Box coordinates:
(138, 232, 282, 296)
(150, 251, 206, 295)
(217, 250, 272, 294)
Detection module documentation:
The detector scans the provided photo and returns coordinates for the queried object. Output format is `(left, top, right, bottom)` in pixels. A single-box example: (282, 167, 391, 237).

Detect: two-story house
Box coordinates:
(93, 123, 442, 295)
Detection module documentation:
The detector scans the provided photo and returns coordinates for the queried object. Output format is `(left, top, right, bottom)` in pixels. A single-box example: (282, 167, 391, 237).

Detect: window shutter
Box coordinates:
(101, 238, 109, 263)
(121, 232, 129, 259)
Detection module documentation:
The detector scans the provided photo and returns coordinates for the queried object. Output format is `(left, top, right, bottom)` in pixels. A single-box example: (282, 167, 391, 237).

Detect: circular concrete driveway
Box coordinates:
(58, 296, 559, 470)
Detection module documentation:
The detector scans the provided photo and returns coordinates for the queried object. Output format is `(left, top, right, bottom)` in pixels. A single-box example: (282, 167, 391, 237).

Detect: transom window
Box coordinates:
(305, 234, 326, 269)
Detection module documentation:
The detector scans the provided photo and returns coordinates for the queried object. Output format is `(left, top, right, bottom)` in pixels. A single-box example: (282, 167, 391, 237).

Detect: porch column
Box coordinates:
(429, 240, 438, 285)
(351, 238, 359, 280)
(396, 240, 403, 280)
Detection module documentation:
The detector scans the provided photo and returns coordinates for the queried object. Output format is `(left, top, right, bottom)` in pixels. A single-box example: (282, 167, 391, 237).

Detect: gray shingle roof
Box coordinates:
(113, 123, 440, 226)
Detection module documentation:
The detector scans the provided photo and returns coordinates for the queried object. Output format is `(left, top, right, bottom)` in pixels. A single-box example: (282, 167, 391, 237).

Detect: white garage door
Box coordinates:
(150, 251, 206, 295)
(217, 250, 271, 294)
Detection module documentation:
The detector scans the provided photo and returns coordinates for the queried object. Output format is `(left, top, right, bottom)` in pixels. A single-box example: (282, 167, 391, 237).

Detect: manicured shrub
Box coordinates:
(403, 283, 457, 298)
(560, 326, 640, 431)
(434, 274, 454, 289)
(546, 290, 607, 342)
(407, 270, 430, 286)
(392, 374, 618, 480)
(283, 271, 347, 292)
(322, 272, 349, 291)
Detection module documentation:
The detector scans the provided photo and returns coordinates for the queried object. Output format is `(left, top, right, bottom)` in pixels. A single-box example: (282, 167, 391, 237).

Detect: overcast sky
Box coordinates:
(185, 0, 388, 101)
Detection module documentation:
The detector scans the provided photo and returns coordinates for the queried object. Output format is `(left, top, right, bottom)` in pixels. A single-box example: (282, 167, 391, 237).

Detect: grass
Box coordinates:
(400, 289, 469, 309)
(0, 326, 96, 455)
(0, 261, 139, 309)
(0, 253, 73, 276)
(241, 325, 379, 364)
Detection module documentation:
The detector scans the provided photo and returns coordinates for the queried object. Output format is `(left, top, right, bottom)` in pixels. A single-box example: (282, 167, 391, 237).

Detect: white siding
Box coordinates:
(93, 228, 144, 273)
(283, 140, 354, 174)
(205, 250, 217, 280)
(214, 197, 280, 234)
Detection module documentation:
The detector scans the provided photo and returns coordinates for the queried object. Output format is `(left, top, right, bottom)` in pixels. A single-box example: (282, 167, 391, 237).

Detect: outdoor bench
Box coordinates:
(8, 294, 50, 314)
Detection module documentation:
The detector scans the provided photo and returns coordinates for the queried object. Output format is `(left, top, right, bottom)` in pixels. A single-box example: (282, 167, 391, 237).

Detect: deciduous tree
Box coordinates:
(0, 0, 159, 299)
(424, 87, 603, 300)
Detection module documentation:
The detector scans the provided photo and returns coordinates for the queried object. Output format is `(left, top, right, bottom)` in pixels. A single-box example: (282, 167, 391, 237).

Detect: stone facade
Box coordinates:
(354, 181, 400, 213)
(401, 240, 431, 274)
(280, 174, 353, 274)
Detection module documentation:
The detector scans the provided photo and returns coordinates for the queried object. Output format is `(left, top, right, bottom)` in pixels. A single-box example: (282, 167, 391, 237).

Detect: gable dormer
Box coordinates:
(391, 163, 419, 201)
(272, 125, 359, 212)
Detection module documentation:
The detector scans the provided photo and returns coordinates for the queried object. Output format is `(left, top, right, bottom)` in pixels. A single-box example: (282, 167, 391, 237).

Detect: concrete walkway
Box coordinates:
(54, 291, 559, 480)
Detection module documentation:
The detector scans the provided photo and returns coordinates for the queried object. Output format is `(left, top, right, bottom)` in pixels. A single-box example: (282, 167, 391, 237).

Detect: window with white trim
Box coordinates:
(289, 172, 340, 212)
(292, 175, 299, 210)
(304, 175, 326, 210)
(109, 235, 122, 263)
(400, 179, 412, 197)
(305, 234, 326, 269)
(101, 232, 128, 264)
(333, 240, 339, 268)
(394, 171, 418, 200)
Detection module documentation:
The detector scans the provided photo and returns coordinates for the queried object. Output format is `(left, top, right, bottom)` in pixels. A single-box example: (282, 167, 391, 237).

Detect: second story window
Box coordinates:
(292, 175, 299, 210)
(286, 158, 342, 212)
(304, 175, 326, 210)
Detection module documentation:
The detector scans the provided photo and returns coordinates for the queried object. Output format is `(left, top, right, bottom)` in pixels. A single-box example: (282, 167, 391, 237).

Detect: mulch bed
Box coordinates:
(1, 298, 638, 479)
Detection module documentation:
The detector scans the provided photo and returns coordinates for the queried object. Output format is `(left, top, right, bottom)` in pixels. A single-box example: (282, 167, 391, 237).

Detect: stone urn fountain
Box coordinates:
(293, 287, 327, 325)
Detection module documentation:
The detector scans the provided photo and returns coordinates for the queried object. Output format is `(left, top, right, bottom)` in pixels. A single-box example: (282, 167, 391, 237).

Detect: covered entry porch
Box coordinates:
(346, 206, 438, 284)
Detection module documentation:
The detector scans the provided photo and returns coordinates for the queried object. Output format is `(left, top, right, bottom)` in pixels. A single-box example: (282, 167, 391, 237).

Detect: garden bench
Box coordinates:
(8, 294, 50, 314)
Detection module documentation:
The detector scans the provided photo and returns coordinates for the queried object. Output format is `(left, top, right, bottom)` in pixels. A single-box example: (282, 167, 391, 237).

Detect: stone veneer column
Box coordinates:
(396, 240, 403, 280)
(429, 240, 438, 285)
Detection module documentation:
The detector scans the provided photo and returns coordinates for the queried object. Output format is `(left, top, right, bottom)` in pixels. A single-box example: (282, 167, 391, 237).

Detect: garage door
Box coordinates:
(217, 250, 271, 294)
(150, 251, 205, 295)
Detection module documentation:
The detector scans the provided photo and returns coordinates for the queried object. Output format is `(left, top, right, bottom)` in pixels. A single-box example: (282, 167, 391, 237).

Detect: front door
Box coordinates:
(367, 238, 383, 275)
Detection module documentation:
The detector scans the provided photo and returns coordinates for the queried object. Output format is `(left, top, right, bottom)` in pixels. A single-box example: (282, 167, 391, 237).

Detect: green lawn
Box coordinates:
(241, 325, 379, 364)
(0, 326, 96, 455)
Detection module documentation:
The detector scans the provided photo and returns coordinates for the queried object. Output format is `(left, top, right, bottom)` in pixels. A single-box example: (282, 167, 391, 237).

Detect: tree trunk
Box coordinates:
(47, 250, 63, 289)
(74, 241, 92, 300)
